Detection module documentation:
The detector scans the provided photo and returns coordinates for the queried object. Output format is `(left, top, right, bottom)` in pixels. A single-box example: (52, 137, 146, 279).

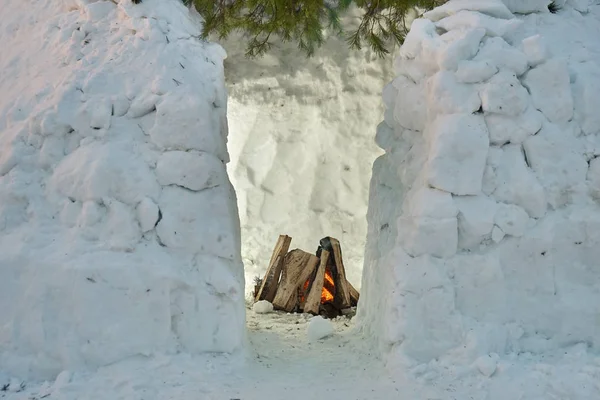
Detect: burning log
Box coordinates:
(329, 237, 352, 309)
(303, 249, 329, 315)
(272, 249, 319, 312)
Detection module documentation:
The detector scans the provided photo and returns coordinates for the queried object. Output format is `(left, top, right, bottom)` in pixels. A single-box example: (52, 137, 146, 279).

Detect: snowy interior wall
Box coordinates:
(0, 0, 244, 379)
(222, 11, 393, 295)
(358, 0, 600, 366)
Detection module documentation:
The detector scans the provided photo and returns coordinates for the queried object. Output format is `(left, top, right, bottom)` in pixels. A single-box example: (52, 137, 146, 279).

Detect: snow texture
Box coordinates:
(0, 0, 245, 379)
(358, 0, 600, 370)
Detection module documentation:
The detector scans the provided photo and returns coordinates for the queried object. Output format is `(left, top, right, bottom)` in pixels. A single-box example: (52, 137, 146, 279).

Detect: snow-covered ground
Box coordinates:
(222, 9, 393, 295)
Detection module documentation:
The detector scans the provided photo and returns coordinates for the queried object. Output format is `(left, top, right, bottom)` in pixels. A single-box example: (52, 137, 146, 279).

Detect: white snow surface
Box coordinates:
(358, 0, 600, 374)
(0, 0, 245, 379)
(222, 10, 391, 296)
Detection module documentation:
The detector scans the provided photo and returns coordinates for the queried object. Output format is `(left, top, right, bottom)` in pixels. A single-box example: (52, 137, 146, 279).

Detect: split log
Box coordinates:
(329, 237, 352, 309)
(348, 280, 360, 306)
(254, 235, 292, 303)
(303, 250, 329, 315)
(272, 249, 319, 312)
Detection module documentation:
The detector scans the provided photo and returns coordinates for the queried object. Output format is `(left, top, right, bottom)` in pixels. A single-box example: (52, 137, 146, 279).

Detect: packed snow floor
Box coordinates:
(2, 307, 599, 400)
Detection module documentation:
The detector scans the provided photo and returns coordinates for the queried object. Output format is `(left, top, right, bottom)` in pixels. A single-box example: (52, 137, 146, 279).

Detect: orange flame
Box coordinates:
(302, 269, 335, 305)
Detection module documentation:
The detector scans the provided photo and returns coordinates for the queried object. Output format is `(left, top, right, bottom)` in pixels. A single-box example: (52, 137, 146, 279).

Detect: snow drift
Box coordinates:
(358, 0, 600, 366)
(0, 0, 244, 379)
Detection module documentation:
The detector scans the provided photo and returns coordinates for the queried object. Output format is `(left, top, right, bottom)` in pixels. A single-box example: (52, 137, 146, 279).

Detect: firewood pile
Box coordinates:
(253, 235, 359, 318)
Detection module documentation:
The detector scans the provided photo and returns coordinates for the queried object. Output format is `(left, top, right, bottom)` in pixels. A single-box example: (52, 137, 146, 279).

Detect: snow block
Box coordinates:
(523, 122, 588, 207)
(492, 144, 547, 218)
(424, 0, 514, 21)
(425, 114, 489, 195)
(150, 88, 226, 160)
(390, 76, 427, 132)
(571, 61, 600, 135)
(156, 150, 227, 191)
(437, 28, 486, 72)
(435, 10, 522, 37)
(156, 185, 240, 261)
(522, 59, 574, 124)
(426, 71, 482, 117)
(494, 203, 530, 237)
(521, 35, 550, 67)
(474, 37, 529, 76)
(485, 106, 543, 145)
(480, 70, 530, 116)
(502, 0, 552, 14)
(454, 195, 498, 249)
(456, 60, 498, 83)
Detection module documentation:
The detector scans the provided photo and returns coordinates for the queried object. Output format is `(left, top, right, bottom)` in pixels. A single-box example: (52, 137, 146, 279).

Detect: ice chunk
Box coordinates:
(485, 106, 543, 145)
(492, 144, 547, 218)
(522, 59, 574, 124)
(494, 203, 530, 237)
(480, 70, 530, 116)
(436, 11, 522, 37)
(252, 300, 274, 314)
(474, 37, 529, 76)
(456, 60, 498, 83)
(425, 114, 489, 195)
(424, 0, 514, 21)
(156, 151, 227, 191)
(307, 316, 334, 341)
(454, 195, 498, 249)
(521, 34, 550, 67)
(426, 71, 482, 117)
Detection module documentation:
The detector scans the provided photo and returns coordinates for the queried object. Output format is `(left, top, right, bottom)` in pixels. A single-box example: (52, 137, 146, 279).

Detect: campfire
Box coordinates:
(254, 235, 359, 318)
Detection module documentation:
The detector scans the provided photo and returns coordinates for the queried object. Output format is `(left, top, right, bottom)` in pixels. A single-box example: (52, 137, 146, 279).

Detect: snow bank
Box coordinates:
(358, 0, 600, 367)
(221, 9, 392, 295)
(0, 0, 244, 379)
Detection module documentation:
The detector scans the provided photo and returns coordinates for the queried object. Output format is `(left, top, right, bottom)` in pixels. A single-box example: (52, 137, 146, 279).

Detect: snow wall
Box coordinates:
(222, 10, 393, 296)
(0, 0, 245, 379)
(358, 0, 600, 367)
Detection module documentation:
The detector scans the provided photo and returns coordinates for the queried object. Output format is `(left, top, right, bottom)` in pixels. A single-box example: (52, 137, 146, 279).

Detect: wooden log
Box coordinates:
(272, 249, 319, 312)
(329, 237, 352, 309)
(254, 235, 292, 303)
(303, 250, 329, 315)
(348, 280, 360, 306)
